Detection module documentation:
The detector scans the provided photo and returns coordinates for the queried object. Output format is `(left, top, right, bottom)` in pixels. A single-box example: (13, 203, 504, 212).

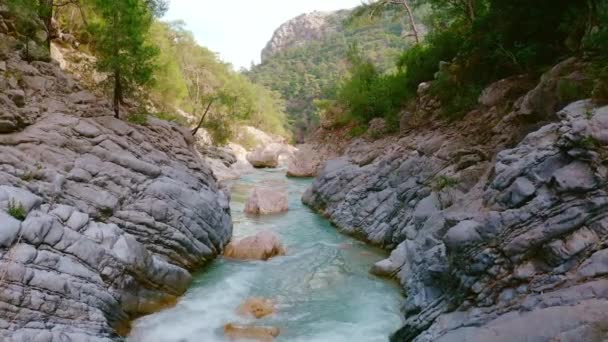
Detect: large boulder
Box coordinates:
(247, 146, 280, 168)
(246, 143, 295, 169)
(224, 231, 286, 261)
(287, 144, 321, 178)
(0, 51, 232, 341)
(245, 187, 289, 215)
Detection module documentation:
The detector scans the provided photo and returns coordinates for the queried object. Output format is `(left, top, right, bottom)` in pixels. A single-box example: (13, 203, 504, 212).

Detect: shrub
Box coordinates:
(433, 175, 459, 191)
(348, 125, 367, 137)
(126, 113, 148, 125)
(233, 129, 259, 150)
(7, 199, 26, 221)
(205, 115, 233, 146)
(154, 111, 187, 125)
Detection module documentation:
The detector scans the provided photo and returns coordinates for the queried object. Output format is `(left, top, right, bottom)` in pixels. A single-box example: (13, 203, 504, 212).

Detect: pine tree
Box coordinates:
(90, 0, 158, 118)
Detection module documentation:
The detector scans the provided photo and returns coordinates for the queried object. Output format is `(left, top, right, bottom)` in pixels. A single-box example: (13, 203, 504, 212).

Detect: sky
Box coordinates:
(163, 0, 364, 70)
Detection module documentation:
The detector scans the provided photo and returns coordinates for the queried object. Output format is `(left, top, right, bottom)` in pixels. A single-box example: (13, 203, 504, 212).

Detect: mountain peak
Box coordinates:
(261, 11, 337, 62)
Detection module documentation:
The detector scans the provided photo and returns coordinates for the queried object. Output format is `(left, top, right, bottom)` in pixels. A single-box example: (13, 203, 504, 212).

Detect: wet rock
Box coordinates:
(245, 187, 288, 215)
(370, 241, 407, 277)
(224, 231, 286, 261)
(238, 297, 275, 319)
(224, 323, 280, 342)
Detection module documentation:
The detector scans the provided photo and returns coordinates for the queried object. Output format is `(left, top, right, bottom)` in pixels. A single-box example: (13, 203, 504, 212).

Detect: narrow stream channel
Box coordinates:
(129, 168, 403, 341)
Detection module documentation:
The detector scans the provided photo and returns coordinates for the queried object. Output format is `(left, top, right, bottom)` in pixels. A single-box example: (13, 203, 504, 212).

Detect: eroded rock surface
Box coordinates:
(245, 187, 289, 215)
(224, 231, 286, 261)
(305, 60, 608, 341)
(247, 143, 295, 169)
(0, 47, 232, 340)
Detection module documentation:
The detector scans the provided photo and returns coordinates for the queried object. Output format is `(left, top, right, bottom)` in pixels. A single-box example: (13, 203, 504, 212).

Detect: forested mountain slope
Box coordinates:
(246, 8, 420, 141)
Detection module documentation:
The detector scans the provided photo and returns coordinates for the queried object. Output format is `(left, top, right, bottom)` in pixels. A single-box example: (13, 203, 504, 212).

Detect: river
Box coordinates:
(129, 168, 403, 341)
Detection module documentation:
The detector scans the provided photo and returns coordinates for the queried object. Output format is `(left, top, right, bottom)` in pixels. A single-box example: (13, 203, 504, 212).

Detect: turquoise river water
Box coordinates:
(129, 168, 403, 341)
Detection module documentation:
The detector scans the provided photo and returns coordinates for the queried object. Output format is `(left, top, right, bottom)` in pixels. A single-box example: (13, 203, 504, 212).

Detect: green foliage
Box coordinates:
(153, 111, 187, 125)
(348, 125, 367, 138)
(147, 21, 289, 141)
(204, 115, 233, 146)
(89, 0, 158, 117)
(574, 135, 601, 151)
(330, 45, 412, 130)
(246, 8, 412, 141)
(5, 0, 50, 61)
(233, 130, 260, 150)
(126, 113, 148, 125)
(7, 199, 26, 221)
(433, 175, 459, 191)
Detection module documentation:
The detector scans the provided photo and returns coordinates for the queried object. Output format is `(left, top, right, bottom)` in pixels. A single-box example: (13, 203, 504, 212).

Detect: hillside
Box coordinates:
(246, 8, 419, 141)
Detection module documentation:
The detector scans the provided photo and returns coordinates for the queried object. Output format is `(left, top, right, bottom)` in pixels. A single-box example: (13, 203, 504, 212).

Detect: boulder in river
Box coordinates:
(238, 297, 275, 319)
(245, 187, 289, 215)
(247, 143, 295, 168)
(224, 231, 286, 261)
(224, 323, 280, 342)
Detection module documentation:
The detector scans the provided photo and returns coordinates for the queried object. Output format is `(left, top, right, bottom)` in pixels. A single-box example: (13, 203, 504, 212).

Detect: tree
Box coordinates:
(90, 0, 158, 118)
(356, 0, 421, 43)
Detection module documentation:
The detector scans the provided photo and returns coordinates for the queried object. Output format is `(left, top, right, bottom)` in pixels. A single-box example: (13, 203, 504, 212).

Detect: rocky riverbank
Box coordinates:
(304, 58, 608, 341)
(0, 33, 232, 341)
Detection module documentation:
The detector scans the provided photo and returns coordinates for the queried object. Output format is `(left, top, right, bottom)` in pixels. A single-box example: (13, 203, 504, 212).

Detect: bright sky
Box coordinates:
(163, 0, 363, 70)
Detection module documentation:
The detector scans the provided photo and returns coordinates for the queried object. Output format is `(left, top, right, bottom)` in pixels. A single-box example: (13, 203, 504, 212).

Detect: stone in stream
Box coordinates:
(247, 143, 292, 168)
(245, 187, 289, 215)
(224, 323, 280, 342)
(224, 231, 286, 261)
(237, 297, 275, 319)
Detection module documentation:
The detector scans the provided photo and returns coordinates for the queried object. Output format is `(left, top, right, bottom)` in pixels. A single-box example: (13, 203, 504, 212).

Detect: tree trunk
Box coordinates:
(191, 99, 215, 136)
(113, 71, 122, 118)
(40, 0, 54, 50)
(400, 0, 420, 44)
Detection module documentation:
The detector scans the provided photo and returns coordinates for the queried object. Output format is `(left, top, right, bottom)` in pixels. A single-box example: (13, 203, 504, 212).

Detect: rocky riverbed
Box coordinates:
(303, 57, 608, 341)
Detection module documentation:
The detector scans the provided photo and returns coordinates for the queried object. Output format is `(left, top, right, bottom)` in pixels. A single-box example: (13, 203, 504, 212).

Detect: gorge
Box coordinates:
(1, 0, 608, 342)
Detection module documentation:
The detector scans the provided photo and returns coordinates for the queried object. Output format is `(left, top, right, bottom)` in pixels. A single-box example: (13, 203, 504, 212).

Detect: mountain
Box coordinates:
(247, 8, 416, 142)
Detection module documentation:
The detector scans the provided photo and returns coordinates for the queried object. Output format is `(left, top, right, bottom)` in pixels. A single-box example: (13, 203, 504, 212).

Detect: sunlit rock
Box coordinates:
(237, 297, 275, 319)
(224, 231, 286, 261)
(245, 187, 288, 215)
(224, 323, 280, 342)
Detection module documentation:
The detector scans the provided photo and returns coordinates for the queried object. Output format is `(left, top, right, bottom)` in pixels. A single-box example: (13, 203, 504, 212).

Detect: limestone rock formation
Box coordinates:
(245, 187, 289, 215)
(0, 43, 232, 340)
(304, 56, 608, 340)
(247, 143, 295, 169)
(224, 231, 286, 261)
(261, 11, 332, 62)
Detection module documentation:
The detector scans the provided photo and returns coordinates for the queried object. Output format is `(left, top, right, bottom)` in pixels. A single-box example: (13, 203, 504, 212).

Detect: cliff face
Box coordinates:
(0, 32, 232, 341)
(261, 11, 336, 62)
(304, 58, 608, 341)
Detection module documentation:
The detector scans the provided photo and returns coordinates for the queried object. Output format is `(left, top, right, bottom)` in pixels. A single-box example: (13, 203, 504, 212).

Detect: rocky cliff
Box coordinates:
(304, 58, 608, 341)
(0, 31, 232, 341)
(261, 11, 336, 62)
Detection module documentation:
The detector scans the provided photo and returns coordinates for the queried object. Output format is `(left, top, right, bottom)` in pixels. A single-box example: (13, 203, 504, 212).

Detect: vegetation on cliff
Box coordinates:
(315, 0, 608, 135)
(3, 0, 290, 144)
(246, 8, 418, 141)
